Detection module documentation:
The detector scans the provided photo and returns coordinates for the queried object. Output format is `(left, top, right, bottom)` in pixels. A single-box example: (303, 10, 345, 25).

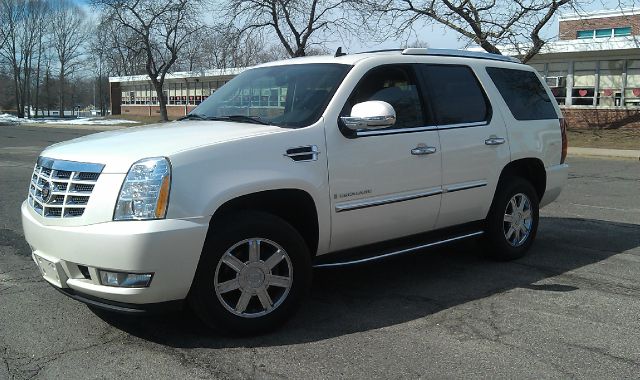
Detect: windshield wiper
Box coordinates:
(179, 113, 269, 125)
(178, 113, 209, 121)
(223, 115, 269, 125)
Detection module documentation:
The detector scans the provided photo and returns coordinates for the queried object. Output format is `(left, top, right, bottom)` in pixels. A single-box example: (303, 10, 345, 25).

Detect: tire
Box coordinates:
(484, 177, 539, 261)
(188, 211, 312, 335)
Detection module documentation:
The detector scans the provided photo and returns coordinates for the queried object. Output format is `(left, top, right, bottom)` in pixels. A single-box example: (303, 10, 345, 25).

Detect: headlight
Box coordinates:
(113, 157, 171, 220)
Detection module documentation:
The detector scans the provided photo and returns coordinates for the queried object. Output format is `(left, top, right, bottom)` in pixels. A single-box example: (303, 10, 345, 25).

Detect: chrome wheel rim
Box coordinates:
(214, 238, 293, 318)
(503, 193, 533, 247)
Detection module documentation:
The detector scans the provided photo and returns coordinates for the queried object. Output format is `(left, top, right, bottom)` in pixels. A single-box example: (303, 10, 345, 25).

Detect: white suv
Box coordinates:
(22, 48, 568, 334)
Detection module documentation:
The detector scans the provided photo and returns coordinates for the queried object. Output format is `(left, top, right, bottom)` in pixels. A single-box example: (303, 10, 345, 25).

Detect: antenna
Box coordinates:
(334, 47, 347, 57)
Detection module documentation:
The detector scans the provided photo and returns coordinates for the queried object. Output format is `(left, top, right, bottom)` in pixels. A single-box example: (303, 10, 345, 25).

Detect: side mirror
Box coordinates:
(340, 101, 396, 131)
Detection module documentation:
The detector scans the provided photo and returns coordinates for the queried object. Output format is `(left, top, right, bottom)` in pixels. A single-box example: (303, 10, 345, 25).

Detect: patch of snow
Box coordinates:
(0, 113, 139, 125)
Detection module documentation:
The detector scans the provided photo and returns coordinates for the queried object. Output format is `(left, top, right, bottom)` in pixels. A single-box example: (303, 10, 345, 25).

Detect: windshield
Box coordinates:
(189, 63, 351, 128)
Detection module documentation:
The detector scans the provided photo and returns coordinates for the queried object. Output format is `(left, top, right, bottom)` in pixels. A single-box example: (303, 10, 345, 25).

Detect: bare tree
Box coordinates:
(369, 0, 580, 63)
(95, 0, 202, 121)
(51, 0, 87, 117)
(96, 16, 146, 77)
(0, 0, 49, 118)
(225, 0, 358, 58)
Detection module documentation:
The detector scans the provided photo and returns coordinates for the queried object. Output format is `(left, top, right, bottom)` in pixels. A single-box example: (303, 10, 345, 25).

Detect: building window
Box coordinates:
(546, 62, 567, 105)
(577, 30, 594, 39)
(614, 27, 632, 37)
(572, 61, 596, 106)
(577, 27, 632, 40)
(625, 60, 640, 107)
(598, 60, 623, 106)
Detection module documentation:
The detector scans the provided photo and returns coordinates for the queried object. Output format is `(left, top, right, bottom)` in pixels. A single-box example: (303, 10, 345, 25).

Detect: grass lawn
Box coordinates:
(103, 114, 175, 125)
(568, 128, 640, 150)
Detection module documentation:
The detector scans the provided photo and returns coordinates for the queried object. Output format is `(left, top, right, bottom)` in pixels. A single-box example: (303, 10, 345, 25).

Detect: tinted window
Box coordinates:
(418, 65, 489, 125)
(344, 65, 426, 129)
(193, 64, 350, 128)
(486, 67, 558, 121)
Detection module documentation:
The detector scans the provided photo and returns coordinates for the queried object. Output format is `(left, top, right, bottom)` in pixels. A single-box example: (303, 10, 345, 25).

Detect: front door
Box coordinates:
(325, 64, 443, 252)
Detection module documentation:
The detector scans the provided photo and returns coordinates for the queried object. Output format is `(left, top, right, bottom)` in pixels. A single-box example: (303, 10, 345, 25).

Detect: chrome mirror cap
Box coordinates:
(340, 100, 396, 131)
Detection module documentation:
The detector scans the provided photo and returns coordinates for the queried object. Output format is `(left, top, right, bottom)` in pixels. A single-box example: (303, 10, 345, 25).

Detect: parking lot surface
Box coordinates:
(1, 124, 639, 379)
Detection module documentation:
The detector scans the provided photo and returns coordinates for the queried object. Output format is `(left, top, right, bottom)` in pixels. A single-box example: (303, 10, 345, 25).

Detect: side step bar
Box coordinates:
(313, 231, 484, 268)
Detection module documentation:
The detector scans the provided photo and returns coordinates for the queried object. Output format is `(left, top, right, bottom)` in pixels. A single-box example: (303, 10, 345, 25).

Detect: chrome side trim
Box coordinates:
(335, 188, 442, 212)
(37, 157, 104, 173)
(437, 121, 488, 130)
(355, 125, 437, 137)
(353, 121, 487, 137)
(443, 180, 488, 194)
(313, 231, 485, 268)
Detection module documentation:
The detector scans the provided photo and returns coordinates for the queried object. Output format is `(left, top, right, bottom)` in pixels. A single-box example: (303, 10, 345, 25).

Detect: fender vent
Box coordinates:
(284, 145, 319, 162)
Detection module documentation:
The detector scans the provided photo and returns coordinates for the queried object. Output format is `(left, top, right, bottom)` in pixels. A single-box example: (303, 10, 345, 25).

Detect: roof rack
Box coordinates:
(401, 48, 521, 63)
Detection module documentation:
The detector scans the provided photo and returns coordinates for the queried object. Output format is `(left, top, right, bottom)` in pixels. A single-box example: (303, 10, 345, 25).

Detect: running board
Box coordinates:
(313, 231, 484, 268)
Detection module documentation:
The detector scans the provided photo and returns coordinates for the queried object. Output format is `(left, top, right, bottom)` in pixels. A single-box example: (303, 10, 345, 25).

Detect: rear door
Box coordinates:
(416, 64, 510, 229)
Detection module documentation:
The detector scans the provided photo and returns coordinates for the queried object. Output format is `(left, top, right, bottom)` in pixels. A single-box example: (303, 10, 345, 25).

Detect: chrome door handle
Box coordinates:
(411, 146, 437, 155)
(485, 137, 506, 146)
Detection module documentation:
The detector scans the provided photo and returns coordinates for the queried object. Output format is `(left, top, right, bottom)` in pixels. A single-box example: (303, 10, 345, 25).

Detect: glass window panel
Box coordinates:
(595, 28, 612, 38)
(420, 65, 488, 125)
(486, 67, 557, 120)
(574, 72, 596, 87)
(574, 61, 596, 70)
(548, 62, 568, 72)
(577, 30, 594, 39)
(529, 63, 545, 74)
(628, 60, 640, 69)
(614, 27, 631, 37)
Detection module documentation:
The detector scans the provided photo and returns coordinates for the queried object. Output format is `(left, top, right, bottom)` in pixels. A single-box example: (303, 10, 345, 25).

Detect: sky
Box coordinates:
(75, 0, 631, 55)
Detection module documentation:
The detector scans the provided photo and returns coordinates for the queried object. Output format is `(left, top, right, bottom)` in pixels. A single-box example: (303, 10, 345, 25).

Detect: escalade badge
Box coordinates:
(41, 181, 53, 204)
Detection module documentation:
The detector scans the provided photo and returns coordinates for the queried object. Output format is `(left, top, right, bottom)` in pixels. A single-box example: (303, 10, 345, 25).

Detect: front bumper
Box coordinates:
(540, 163, 569, 208)
(21, 201, 210, 305)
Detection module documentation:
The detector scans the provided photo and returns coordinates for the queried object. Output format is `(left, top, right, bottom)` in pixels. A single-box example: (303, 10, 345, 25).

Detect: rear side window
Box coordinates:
(418, 65, 489, 126)
(486, 67, 558, 120)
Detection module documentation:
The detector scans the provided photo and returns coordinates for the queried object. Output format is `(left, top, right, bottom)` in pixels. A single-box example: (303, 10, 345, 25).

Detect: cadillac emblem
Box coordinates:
(41, 181, 53, 204)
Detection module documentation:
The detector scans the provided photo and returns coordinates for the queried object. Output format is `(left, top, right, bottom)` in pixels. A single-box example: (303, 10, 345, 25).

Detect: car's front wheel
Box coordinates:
(189, 211, 312, 335)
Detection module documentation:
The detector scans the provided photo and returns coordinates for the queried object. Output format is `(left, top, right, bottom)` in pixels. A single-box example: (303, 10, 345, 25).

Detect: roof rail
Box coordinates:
(354, 48, 404, 55)
(401, 48, 521, 63)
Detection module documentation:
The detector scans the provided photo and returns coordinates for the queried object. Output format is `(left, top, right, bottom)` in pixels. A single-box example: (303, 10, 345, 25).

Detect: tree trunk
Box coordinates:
(153, 81, 168, 122)
(13, 70, 23, 118)
(59, 67, 65, 118)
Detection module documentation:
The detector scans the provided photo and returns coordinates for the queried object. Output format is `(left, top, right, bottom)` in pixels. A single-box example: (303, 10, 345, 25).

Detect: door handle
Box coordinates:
(485, 136, 506, 146)
(411, 145, 437, 155)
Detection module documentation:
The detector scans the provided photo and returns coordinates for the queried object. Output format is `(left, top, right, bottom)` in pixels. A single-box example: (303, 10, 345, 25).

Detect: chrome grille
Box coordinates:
(28, 157, 105, 218)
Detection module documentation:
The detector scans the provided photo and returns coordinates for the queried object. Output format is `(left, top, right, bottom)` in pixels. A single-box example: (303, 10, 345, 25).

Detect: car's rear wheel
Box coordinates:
(189, 211, 311, 335)
(484, 177, 539, 260)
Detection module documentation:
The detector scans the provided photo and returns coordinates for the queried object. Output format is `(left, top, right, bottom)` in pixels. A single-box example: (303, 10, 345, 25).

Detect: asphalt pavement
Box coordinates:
(1, 124, 640, 379)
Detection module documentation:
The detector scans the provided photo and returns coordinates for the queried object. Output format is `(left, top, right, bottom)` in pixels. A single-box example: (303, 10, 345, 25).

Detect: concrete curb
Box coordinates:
(568, 147, 640, 160)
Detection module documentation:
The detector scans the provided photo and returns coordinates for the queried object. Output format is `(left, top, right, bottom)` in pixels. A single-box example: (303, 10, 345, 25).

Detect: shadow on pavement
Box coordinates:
(92, 217, 640, 348)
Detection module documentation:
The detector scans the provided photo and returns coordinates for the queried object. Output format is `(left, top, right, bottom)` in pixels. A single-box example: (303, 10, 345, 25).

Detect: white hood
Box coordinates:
(40, 120, 284, 173)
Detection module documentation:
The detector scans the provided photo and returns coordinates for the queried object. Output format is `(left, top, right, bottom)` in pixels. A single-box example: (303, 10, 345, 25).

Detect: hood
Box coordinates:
(40, 120, 285, 173)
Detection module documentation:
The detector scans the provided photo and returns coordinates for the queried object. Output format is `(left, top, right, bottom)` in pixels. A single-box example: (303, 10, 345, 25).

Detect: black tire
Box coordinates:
(484, 177, 540, 261)
(188, 211, 312, 335)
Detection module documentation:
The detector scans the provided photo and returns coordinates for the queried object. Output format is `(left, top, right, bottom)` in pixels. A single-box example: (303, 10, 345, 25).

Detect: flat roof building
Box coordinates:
(520, 8, 640, 128)
(109, 68, 244, 118)
(109, 8, 640, 128)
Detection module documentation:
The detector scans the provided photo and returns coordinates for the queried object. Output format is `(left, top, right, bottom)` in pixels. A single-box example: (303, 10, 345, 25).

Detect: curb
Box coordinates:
(568, 147, 640, 160)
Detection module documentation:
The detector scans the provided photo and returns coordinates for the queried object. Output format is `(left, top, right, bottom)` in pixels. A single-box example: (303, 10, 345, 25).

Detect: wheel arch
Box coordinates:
(208, 188, 320, 257)
(497, 158, 546, 201)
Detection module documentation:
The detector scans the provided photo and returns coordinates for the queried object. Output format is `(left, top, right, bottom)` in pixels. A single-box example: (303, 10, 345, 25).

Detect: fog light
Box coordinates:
(98, 270, 153, 288)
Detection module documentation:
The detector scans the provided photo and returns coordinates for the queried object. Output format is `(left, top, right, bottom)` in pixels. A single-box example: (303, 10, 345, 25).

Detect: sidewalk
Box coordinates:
(568, 147, 640, 160)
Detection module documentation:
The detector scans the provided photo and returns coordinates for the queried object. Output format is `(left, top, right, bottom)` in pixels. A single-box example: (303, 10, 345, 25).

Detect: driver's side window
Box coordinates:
(343, 65, 426, 129)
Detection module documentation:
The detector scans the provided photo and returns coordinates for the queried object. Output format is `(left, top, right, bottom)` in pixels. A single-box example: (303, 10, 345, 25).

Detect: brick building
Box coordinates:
(109, 68, 243, 118)
(525, 8, 640, 129)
